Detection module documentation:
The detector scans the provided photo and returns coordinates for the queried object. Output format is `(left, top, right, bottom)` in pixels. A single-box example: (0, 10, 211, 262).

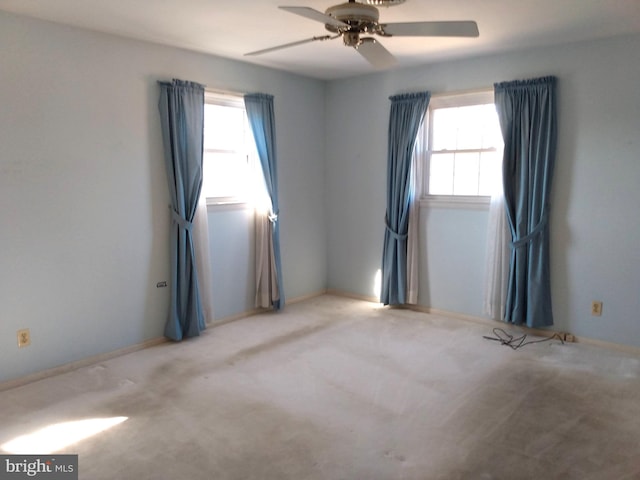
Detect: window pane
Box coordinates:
(429, 153, 454, 195)
(202, 152, 250, 199)
(479, 151, 502, 196)
(432, 108, 457, 150)
(204, 104, 245, 151)
(426, 96, 503, 197)
(453, 152, 480, 195)
(481, 105, 503, 149)
(455, 105, 484, 150)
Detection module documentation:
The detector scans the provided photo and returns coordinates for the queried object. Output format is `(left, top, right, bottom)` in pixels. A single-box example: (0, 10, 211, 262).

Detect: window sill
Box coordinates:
(206, 197, 253, 211)
(420, 195, 490, 210)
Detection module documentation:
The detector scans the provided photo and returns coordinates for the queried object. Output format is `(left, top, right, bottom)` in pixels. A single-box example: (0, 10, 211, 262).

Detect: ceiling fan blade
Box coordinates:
(355, 38, 397, 69)
(245, 35, 334, 56)
(383, 21, 479, 37)
(279, 6, 348, 28)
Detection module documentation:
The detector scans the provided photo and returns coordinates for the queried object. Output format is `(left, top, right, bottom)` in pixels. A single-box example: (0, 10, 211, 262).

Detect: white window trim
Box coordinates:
(420, 195, 490, 210)
(205, 90, 244, 108)
(205, 198, 255, 212)
(429, 89, 494, 109)
(421, 88, 498, 207)
(205, 196, 252, 208)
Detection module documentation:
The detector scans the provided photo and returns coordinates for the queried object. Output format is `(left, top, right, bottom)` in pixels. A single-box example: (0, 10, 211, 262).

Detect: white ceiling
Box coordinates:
(1, 0, 639, 80)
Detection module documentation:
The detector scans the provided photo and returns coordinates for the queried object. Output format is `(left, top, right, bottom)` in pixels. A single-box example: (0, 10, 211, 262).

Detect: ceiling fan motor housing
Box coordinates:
(324, 2, 379, 35)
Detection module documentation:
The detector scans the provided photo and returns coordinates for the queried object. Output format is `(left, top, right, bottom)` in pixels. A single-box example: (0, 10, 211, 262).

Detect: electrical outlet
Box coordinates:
(591, 301, 603, 316)
(17, 328, 31, 348)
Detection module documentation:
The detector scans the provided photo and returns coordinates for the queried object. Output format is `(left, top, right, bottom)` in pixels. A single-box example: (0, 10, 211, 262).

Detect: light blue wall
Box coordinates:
(419, 207, 489, 315)
(325, 34, 640, 348)
(208, 207, 256, 320)
(0, 11, 326, 383)
(1, 9, 638, 384)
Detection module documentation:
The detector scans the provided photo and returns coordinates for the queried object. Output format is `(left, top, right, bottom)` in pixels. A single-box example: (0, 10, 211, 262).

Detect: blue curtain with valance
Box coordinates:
(380, 92, 431, 305)
(494, 76, 557, 328)
(158, 79, 206, 340)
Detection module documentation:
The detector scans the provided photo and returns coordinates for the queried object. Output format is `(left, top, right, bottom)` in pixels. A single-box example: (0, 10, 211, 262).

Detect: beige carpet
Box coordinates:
(1, 295, 639, 479)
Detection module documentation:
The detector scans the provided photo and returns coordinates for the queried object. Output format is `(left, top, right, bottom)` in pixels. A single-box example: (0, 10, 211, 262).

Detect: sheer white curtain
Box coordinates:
(406, 119, 427, 304)
(252, 154, 278, 309)
(192, 195, 215, 322)
(255, 208, 279, 308)
(483, 189, 510, 320)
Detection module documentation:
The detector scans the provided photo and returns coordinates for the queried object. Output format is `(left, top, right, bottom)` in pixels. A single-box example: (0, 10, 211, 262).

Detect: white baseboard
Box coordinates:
(411, 304, 640, 356)
(208, 290, 329, 326)
(4, 290, 637, 392)
(327, 289, 640, 357)
(569, 335, 640, 356)
(0, 290, 352, 392)
(0, 337, 168, 392)
(286, 289, 328, 305)
(326, 289, 380, 304)
(208, 308, 266, 326)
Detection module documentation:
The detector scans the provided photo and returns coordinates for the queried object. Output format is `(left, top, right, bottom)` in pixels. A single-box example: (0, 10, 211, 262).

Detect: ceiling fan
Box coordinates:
(245, 0, 479, 68)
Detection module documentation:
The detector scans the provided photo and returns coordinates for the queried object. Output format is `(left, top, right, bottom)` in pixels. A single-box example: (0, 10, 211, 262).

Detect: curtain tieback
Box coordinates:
(511, 210, 549, 248)
(268, 210, 279, 223)
(385, 216, 408, 241)
(171, 208, 193, 232)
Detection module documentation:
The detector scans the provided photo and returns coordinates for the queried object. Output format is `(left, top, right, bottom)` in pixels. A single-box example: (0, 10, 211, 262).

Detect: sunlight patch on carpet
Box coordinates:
(1, 417, 128, 454)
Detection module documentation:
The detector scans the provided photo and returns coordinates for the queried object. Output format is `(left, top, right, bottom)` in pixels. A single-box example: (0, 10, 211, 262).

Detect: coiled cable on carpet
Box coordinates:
(483, 328, 565, 350)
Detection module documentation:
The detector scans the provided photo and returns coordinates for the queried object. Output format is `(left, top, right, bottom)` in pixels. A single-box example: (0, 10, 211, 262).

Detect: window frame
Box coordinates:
(420, 89, 500, 209)
(203, 91, 257, 207)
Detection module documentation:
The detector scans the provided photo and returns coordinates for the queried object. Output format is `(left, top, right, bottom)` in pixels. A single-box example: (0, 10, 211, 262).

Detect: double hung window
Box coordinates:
(202, 92, 262, 205)
(423, 90, 503, 201)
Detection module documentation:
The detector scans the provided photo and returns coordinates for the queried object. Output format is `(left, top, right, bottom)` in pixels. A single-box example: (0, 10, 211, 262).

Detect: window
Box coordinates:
(423, 90, 503, 200)
(202, 92, 263, 205)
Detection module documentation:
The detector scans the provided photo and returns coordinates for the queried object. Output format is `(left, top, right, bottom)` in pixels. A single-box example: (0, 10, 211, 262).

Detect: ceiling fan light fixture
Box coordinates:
(362, 0, 407, 6)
